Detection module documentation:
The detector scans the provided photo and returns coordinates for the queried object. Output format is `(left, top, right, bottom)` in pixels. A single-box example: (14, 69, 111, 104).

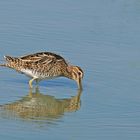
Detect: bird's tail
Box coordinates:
(0, 56, 19, 68)
(0, 56, 15, 67)
(4, 56, 16, 62)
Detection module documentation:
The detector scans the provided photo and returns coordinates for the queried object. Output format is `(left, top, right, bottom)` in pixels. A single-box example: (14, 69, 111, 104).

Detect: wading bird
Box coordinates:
(0, 52, 84, 89)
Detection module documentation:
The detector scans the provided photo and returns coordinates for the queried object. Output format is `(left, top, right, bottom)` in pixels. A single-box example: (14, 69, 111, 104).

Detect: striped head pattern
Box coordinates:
(67, 65, 84, 90)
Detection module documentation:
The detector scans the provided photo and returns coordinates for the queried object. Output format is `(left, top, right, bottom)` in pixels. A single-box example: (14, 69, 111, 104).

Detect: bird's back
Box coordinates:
(3, 52, 69, 79)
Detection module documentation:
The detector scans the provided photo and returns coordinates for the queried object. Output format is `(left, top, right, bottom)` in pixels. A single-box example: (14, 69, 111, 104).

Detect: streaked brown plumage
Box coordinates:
(0, 52, 84, 89)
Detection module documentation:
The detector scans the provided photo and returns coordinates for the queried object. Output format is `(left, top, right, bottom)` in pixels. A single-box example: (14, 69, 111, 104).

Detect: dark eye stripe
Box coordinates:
(73, 71, 77, 78)
(76, 67, 83, 73)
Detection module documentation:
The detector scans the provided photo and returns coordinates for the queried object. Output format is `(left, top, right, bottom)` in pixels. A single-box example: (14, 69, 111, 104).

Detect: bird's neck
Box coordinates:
(63, 66, 73, 79)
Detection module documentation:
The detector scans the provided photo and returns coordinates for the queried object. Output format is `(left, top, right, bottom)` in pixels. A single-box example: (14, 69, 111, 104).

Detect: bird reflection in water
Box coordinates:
(1, 87, 82, 120)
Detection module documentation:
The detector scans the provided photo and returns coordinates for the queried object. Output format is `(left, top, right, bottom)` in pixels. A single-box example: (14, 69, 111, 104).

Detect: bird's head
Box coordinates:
(67, 65, 84, 90)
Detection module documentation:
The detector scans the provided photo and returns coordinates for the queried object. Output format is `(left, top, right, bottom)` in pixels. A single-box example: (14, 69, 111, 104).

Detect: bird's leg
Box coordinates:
(29, 77, 37, 88)
(35, 79, 39, 85)
(28, 87, 33, 97)
(35, 86, 40, 96)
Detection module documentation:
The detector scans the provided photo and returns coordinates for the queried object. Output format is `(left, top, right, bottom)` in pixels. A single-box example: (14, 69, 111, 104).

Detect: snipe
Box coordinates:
(0, 52, 84, 89)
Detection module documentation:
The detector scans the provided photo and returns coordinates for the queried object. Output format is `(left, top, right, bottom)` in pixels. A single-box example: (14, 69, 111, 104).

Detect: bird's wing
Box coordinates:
(20, 52, 47, 62)
(20, 52, 68, 71)
(20, 52, 67, 63)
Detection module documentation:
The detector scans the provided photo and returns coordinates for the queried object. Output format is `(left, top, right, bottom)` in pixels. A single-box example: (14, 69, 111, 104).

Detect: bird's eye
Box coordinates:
(78, 72, 81, 75)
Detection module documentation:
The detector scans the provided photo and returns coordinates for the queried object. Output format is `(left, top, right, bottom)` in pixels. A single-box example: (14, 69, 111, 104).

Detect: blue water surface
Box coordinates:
(0, 0, 140, 140)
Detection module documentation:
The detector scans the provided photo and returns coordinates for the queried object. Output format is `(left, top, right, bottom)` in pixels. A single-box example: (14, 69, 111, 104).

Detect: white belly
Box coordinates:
(21, 69, 59, 80)
(21, 69, 38, 78)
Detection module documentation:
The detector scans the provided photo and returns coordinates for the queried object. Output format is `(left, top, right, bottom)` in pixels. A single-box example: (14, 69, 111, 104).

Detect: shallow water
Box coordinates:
(0, 0, 140, 140)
